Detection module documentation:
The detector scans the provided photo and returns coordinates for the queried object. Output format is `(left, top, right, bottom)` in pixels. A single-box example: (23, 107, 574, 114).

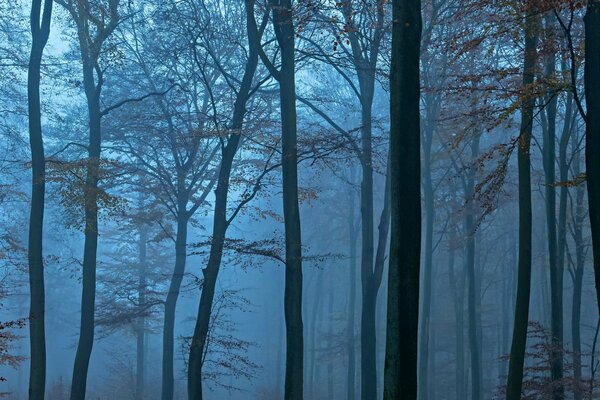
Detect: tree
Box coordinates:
(250, 0, 305, 397)
(505, 3, 538, 399)
(585, 0, 600, 318)
(384, 0, 422, 400)
(54, 0, 122, 398)
(187, 0, 268, 398)
(27, 0, 52, 398)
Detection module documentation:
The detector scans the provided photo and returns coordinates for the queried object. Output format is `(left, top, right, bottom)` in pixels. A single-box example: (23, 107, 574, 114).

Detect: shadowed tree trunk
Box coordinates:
(186, 3, 262, 398)
(571, 129, 585, 400)
(384, 0, 422, 399)
(541, 15, 563, 398)
(505, 6, 538, 399)
(584, 0, 600, 317)
(27, 0, 52, 398)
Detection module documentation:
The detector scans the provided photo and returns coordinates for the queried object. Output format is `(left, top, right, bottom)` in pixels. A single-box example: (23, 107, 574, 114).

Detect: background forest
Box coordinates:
(1, 0, 600, 399)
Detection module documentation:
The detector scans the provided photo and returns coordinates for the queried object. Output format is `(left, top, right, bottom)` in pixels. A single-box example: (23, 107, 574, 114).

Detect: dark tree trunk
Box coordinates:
(271, 1, 304, 398)
(505, 8, 538, 399)
(571, 133, 585, 400)
(70, 61, 103, 400)
(465, 134, 481, 400)
(161, 209, 188, 400)
(384, 0, 422, 399)
(584, 0, 600, 317)
(187, 3, 260, 397)
(27, 1, 52, 398)
(542, 17, 563, 398)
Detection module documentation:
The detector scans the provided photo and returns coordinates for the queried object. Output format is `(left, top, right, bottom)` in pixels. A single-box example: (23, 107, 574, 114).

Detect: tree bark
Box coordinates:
(70, 59, 103, 400)
(347, 186, 358, 400)
(161, 209, 188, 400)
(542, 16, 563, 398)
(27, 0, 52, 398)
(384, 0, 422, 399)
(505, 7, 538, 399)
(271, 1, 304, 398)
(465, 133, 481, 400)
(584, 0, 600, 317)
(571, 131, 585, 400)
(136, 220, 147, 400)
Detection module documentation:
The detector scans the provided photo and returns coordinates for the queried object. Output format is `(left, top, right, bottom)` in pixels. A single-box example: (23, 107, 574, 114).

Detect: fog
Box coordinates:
(1, 0, 599, 399)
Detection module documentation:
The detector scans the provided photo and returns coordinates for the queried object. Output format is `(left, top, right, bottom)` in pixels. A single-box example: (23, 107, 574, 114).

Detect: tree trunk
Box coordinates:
(584, 0, 600, 317)
(70, 60, 103, 400)
(347, 187, 358, 400)
(571, 135, 585, 400)
(187, 3, 260, 397)
(27, 1, 52, 398)
(465, 134, 481, 400)
(448, 228, 466, 400)
(419, 121, 434, 400)
(542, 16, 563, 398)
(505, 8, 538, 399)
(384, 0, 422, 399)
(272, 2, 304, 398)
(136, 221, 147, 400)
(161, 210, 188, 400)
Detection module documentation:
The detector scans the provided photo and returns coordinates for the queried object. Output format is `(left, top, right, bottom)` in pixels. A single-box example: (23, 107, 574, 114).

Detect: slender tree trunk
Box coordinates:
(419, 123, 434, 400)
(70, 61, 103, 400)
(27, 1, 52, 398)
(347, 188, 358, 400)
(136, 222, 147, 400)
(327, 276, 334, 399)
(161, 209, 189, 400)
(271, 2, 304, 397)
(448, 229, 465, 400)
(505, 8, 538, 399)
(465, 134, 481, 400)
(572, 138, 585, 400)
(584, 0, 600, 317)
(542, 16, 563, 398)
(187, 4, 260, 397)
(384, 0, 422, 398)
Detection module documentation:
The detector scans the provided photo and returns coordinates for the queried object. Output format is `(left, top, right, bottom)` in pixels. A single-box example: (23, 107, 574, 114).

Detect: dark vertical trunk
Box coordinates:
(187, 4, 260, 397)
(70, 60, 103, 400)
(571, 134, 585, 400)
(584, 0, 600, 317)
(465, 134, 481, 400)
(505, 8, 537, 399)
(136, 222, 147, 400)
(542, 16, 563, 398)
(161, 209, 189, 400)
(271, 2, 304, 398)
(27, 1, 52, 398)
(347, 188, 358, 400)
(384, 0, 422, 399)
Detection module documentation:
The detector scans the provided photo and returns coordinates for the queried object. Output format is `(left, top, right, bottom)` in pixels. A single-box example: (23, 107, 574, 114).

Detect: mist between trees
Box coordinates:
(2, 0, 600, 399)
